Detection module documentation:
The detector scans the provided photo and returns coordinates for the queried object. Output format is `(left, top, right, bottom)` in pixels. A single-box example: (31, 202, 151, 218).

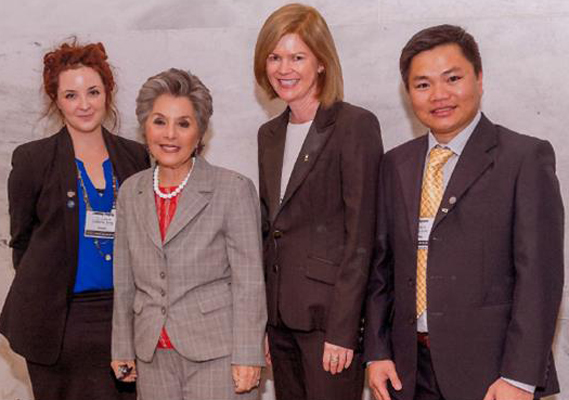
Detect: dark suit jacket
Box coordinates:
(258, 101, 383, 349)
(0, 126, 149, 365)
(363, 114, 564, 399)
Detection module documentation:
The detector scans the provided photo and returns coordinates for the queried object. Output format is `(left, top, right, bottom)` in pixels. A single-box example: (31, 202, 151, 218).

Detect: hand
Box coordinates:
(231, 365, 261, 393)
(264, 333, 272, 366)
(483, 378, 533, 400)
(111, 360, 137, 383)
(322, 341, 354, 375)
(367, 360, 402, 400)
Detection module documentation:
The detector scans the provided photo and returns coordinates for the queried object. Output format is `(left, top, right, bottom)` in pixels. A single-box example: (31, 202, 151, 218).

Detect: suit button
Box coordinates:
(160, 272, 166, 279)
(273, 230, 283, 239)
(161, 307, 166, 315)
(408, 317, 415, 325)
(408, 278, 414, 287)
(273, 264, 279, 273)
(160, 289, 166, 297)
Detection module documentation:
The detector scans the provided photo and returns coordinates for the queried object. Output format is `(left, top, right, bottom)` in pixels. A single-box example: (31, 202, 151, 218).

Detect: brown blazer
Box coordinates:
(258, 101, 383, 349)
(0, 127, 149, 365)
(364, 114, 564, 399)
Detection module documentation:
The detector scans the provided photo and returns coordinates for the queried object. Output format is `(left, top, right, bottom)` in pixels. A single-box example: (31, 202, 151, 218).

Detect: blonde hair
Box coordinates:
(254, 3, 343, 108)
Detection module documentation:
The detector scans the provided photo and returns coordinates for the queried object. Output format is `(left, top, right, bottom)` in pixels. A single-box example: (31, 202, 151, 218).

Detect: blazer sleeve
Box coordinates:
(500, 140, 564, 386)
(324, 110, 384, 349)
(224, 175, 267, 366)
(111, 180, 137, 361)
(363, 158, 394, 362)
(8, 145, 39, 269)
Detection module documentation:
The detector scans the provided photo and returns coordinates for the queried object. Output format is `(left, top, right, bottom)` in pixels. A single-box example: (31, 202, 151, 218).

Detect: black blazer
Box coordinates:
(258, 101, 383, 349)
(0, 127, 149, 365)
(364, 114, 563, 399)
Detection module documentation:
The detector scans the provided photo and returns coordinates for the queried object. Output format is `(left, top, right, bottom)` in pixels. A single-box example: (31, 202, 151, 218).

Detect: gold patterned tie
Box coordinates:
(416, 146, 454, 318)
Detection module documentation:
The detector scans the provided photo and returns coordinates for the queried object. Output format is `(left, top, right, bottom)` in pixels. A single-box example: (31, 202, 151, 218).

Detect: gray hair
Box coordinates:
(135, 68, 213, 139)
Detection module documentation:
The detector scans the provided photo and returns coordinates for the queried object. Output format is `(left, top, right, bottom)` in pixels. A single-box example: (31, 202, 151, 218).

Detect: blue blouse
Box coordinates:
(73, 159, 116, 293)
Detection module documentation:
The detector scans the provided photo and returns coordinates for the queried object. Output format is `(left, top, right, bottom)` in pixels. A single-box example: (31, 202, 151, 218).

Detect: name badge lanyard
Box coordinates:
(77, 167, 118, 262)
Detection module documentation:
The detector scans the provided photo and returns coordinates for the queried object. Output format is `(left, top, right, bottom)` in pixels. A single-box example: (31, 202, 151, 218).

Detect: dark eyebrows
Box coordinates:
(150, 113, 192, 120)
(442, 67, 462, 76)
(411, 67, 464, 82)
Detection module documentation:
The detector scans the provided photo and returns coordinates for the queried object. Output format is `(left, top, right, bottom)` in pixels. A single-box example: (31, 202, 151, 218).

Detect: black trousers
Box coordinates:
(267, 322, 364, 400)
(415, 339, 445, 400)
(414, 340, 538, 400)
(26, 291, 135, 400)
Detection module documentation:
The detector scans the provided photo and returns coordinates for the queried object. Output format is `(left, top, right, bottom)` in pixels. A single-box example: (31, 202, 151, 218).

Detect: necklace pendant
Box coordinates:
(105, 254, 112, 262)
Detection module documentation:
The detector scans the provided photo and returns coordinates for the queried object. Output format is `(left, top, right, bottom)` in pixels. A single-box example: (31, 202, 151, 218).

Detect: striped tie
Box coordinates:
(416, 146, 454, 317)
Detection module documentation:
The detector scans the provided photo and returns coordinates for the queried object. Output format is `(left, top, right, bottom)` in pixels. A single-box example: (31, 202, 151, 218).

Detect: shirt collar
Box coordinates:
(427, 111, 481, 156)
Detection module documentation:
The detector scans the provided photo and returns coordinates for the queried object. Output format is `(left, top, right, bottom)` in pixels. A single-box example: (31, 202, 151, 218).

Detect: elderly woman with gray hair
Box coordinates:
(111, 68, 267, 399)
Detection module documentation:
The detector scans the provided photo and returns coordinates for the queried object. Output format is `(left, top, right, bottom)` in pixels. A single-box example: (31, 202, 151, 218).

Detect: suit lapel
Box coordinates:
(163, 157, 213, 246)
(432, 114, 497, 230)
(260, 110, 288, 221)
(103, 128, 130, 184)
(56, 127, 80, 290)
(133, 169, 163, 250)
(396, 137, 428, 244)
(276, 103, 338, 219)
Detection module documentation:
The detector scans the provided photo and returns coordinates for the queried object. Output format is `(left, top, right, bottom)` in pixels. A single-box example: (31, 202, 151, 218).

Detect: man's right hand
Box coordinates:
(367, 360, 402, 400)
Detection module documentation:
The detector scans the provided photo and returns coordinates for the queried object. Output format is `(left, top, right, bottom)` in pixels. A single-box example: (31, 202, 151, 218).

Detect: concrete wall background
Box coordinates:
(0, 1, 567, 399)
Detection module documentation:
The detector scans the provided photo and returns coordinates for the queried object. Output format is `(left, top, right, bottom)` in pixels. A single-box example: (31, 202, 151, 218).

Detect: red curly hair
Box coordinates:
(43, 39, 118, 127)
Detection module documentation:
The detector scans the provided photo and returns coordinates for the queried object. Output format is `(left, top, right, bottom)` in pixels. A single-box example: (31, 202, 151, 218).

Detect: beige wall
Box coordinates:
(0, 1, 567, 399)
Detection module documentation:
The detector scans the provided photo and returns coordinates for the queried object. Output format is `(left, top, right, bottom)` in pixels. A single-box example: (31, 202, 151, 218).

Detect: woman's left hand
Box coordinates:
(231, 365, 261, 393)
(322, 341, 354, 375)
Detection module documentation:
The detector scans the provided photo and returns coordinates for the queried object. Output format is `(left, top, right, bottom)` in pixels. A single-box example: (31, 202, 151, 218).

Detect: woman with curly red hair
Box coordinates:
(0, 40, 149, 400)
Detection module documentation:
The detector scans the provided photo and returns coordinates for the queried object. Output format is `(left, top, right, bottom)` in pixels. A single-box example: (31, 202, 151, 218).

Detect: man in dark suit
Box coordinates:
(364, 24, 564, 400)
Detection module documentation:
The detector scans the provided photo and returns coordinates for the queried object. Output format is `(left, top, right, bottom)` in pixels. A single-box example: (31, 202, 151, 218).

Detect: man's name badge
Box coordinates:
(417, 217, 434, 250)
(85, 210, 116, 239)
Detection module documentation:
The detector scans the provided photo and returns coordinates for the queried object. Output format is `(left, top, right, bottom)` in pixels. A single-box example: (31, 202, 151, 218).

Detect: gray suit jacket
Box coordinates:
(112, 157, 267, 366)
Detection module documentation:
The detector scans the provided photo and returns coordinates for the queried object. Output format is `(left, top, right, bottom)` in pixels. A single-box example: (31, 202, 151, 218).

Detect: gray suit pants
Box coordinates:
(137, 349, 258, 400)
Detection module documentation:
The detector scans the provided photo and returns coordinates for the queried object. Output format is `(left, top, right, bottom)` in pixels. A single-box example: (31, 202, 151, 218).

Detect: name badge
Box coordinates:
(85, 210, 116, 239)
(417, 218, 434, 249)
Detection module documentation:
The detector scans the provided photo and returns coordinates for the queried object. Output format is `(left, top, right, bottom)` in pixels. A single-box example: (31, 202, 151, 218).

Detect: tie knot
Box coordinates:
(428, 146, 454, 168)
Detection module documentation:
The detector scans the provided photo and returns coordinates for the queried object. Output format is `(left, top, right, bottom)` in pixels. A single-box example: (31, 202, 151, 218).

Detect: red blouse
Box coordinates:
(154, 187, 179, 349)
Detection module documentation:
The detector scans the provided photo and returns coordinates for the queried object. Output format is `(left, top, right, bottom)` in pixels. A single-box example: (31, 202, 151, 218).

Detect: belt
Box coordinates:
(417, 332, 430, 349)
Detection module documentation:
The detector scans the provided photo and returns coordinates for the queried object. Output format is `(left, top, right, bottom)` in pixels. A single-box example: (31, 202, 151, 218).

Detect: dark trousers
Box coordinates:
(267, 323, 364, 400)
(414, 339, 539, 400)
(26, 291, 135, 400)
(415, 338, 445, 400)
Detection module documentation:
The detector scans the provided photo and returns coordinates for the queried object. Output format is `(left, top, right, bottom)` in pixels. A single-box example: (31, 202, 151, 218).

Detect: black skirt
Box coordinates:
(26, 290, 135, 400)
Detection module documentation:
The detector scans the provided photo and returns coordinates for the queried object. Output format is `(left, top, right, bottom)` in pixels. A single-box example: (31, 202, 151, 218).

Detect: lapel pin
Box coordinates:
(441, 208, 449, 213)
(449, 196, 457, 204)
(303, 154, 310, 162)
(67, 190, 75, 198)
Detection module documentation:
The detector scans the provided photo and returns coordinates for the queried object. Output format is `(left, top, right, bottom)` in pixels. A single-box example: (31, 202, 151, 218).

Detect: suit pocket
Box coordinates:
(132, 294, 144, 314)
(197, 287, 232, 314)
(305, 255, 339, 285)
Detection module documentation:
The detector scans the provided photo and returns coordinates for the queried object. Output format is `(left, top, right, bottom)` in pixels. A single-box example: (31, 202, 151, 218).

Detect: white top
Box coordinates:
(280, 120, 312, 202)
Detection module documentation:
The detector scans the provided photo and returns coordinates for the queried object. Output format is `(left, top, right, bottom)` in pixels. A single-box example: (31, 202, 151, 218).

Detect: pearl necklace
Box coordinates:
(153, 158, 195, 199)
